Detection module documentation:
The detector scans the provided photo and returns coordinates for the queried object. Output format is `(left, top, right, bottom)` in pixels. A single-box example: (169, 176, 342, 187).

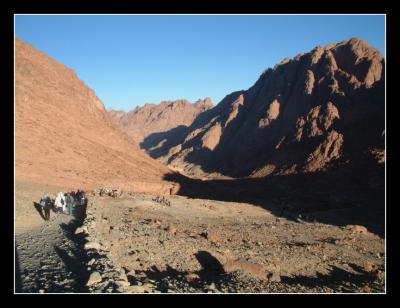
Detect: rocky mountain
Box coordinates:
(147, 38, 384, 178)
(15, 37, 174, 193)
(109, 98, 213, 145)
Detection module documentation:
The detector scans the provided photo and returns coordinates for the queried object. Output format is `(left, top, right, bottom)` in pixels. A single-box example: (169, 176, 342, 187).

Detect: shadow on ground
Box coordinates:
(33, 201, 46, 221)
(126, 251, 383, 293)
(129, 251, 235, 292)
(164, 162, 385, 238)
(15, 248, 23, 293)
(15, 199, 90, 293)
(55, 202, 89, 292)
(280, 263, 384, 292)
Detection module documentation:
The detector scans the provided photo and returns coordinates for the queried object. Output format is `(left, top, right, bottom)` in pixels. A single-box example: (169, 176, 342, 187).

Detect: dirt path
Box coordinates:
(15, 208, 88, 293)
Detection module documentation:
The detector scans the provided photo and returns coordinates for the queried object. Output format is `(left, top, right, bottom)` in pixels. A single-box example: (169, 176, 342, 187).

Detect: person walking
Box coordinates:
(80, 191, 87, 207)
(40, 192, 52, 220)
(65, 193, 75, 216)
(55, 192, 66, 213)
(43, 201, 51, 220)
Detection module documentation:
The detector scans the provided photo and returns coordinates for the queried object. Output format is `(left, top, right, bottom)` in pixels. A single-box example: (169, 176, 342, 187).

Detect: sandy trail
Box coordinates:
(15, 206, 88, 293)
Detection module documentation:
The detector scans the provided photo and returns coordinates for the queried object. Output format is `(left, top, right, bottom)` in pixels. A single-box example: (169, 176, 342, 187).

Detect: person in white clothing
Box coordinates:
(54, 192, 66, 213)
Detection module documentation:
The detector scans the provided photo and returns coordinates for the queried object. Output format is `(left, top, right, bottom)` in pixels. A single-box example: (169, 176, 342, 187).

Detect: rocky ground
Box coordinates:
(15, 182, 385, 294)
(86, 193, 385, 293)
(15, 207, 88, 293)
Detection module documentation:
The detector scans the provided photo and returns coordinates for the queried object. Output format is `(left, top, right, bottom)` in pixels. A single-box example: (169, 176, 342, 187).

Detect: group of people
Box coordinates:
(39, 190, 87, 220)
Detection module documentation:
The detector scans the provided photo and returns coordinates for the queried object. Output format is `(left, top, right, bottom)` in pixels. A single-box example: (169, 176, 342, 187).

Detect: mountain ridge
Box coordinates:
(138, 37, 384, 178)
(109, 98, 213, 145)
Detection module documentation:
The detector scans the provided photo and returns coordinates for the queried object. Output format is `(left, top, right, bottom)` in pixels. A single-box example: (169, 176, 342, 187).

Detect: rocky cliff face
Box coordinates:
(15, 37, 173, 193)
(152, 38, 384, 178)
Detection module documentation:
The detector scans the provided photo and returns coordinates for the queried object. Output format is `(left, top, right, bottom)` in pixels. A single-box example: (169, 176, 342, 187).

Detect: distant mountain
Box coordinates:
(15, 37, 174, 193)
(109, 98, 213, 156)
(147, 38, 384, 178)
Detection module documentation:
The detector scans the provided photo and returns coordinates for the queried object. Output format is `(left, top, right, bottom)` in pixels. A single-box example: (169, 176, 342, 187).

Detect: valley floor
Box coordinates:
(87, 194, 385, 293)
(14, 181, 385, 293)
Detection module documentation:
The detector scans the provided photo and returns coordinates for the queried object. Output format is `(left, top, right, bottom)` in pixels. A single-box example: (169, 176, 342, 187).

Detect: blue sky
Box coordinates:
(15, 15, 385, 111)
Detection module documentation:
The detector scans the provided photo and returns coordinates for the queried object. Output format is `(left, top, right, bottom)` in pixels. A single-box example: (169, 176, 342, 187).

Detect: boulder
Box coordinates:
(125, 284, 153, 293)
(346, 225, 369, 234)
(223, 259, 267, 280)
(165, 225, 177, 234)
(86, 271, 102, 286)
(126, 270, 136, 279)
(266, 271, 281, 282)
(84, 241, 102, 251)
(185, 273, 200, 282)
(75, 226, 88, 235)
(206, 232, 224, 243)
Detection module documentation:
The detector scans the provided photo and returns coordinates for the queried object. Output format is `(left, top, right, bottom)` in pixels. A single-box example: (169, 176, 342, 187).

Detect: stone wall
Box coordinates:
(78, 198, 129, 293)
